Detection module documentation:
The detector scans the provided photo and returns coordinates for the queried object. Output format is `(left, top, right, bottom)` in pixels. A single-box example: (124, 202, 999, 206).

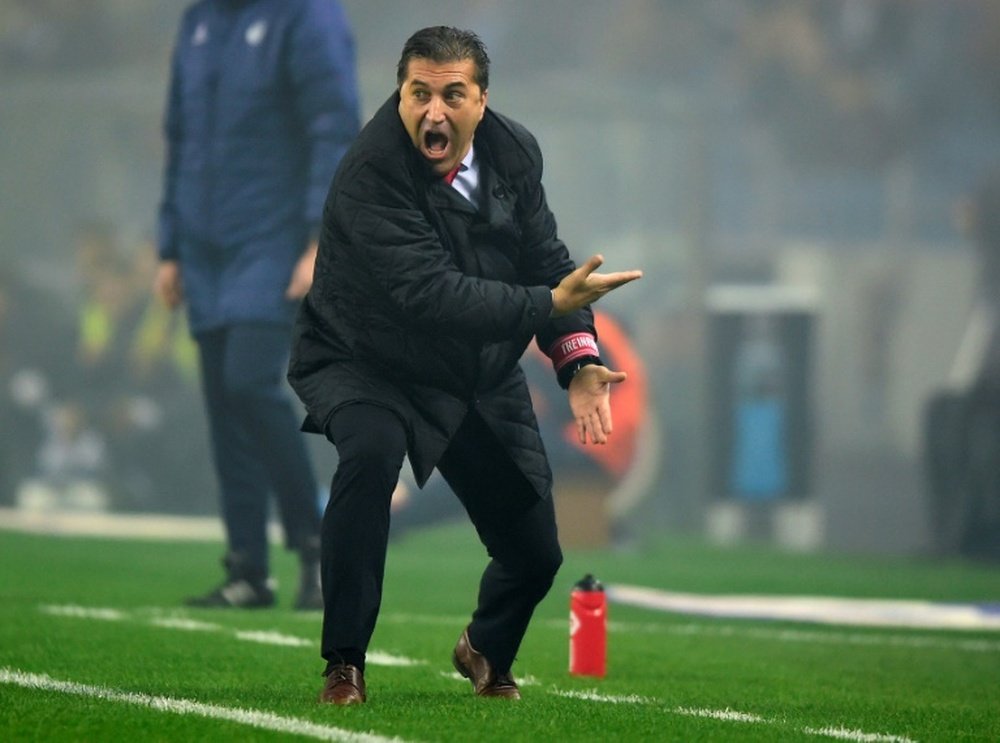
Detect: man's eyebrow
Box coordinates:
(408, 77, 469, 91)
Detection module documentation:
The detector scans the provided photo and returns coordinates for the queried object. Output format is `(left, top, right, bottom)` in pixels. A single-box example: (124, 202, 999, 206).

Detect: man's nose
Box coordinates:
(426, 96, 446, 122)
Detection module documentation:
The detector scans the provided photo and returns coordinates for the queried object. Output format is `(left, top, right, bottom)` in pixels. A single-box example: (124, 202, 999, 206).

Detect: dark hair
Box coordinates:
(396, 26, 490, 91)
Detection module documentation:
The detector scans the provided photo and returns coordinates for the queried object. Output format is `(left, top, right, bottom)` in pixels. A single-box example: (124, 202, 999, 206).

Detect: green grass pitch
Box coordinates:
(2, 521, 999, 741)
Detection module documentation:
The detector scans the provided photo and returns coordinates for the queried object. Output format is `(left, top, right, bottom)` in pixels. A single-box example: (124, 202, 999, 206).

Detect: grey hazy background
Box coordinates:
(2, 1, 999, 557)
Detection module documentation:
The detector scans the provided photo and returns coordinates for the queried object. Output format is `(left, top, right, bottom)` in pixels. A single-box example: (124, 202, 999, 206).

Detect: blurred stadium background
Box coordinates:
(3, 0, 1000, 560)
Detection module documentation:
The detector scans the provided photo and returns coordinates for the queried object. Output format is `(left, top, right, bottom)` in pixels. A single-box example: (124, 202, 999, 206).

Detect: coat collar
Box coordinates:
(426, 148, 518, 229)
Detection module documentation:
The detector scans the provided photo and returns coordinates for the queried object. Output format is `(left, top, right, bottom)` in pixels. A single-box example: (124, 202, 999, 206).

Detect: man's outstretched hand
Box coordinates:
(568, 364, 628, 445)
(551, 254, 643, 317)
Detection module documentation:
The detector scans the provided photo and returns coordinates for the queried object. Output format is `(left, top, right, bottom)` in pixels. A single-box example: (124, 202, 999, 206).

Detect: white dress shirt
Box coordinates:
(449, 144, 481, 209)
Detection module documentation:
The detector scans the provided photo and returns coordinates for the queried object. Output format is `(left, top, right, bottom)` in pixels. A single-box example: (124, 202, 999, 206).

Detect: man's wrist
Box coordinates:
(558, 356, 601, 389)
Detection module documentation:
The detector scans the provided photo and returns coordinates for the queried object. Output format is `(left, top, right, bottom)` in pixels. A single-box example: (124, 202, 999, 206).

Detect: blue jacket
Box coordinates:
(158, 0, 360, 331)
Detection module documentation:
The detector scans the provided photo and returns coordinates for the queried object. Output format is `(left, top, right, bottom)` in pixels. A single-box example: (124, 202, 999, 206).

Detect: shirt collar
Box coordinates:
(459, 144, 476, 174)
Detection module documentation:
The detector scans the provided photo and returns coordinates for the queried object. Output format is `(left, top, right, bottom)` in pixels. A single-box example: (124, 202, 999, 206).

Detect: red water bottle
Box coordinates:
(569, 573, 606, 677)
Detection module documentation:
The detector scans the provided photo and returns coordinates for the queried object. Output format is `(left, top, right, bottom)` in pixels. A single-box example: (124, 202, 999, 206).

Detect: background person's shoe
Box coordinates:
(185, 551, 275, 608)
(318, 664, 366, 705)
(452, 627, 521, 699)
(184, 577, 275, 608)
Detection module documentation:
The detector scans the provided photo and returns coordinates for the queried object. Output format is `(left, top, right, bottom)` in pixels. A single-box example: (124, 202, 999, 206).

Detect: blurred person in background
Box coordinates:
(154, 0, 360, 609)
(73, 231, 209, 514)
(925, 167, 1000, 560)
(965, 170, 1000, 321)
(0, 267, 75, 506)
(288, 26, 642, 704)
(12, 222, 207, 515)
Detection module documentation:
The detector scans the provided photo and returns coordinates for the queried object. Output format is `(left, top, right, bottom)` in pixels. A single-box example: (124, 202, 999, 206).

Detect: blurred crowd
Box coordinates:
(0, 221, 212, 514)
(3, 1, 1000, 539)
(0, 1, 180, 71)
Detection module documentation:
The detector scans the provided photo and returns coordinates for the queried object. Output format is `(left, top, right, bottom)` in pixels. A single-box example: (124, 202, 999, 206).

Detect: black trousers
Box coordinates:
(321, 402, 562, 674)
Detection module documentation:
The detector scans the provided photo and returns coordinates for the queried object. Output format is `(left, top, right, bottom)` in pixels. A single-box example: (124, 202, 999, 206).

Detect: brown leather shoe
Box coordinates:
(452, 627, 521, 699)
(318, 664, 366, 705)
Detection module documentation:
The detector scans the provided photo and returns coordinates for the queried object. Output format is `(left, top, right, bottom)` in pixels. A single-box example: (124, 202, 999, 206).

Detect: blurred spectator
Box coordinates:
(0, 267, 75, 505)
(966, 170, 1000, 309)
(154, 0, 361, 609)
(0, 0, 115, 71)
(736, 0, 907, 168)
(923, 168, 1000, 560)
(73, 229, 208, 512)
(7, 221, 211, 514)
(948, 168, 1000, 392)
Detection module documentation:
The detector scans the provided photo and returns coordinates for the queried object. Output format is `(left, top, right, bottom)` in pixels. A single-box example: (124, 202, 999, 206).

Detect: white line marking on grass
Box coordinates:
(540, 617, 1000, 654)
(39, 604, 424, 667)
(803, 725, 917, 743)
(211, 634, 427, 666)
(552, 689, 654, 704)
(375, 613, 470, 627)
(32, 606, 921, 741)
(366, 651, 425, 667)
(0, 667, 410, 743)
(674, 706, 765, 723)
(150, 617, 223, 632)
(549, 686, 916, 742)
(608, 584, 1000, 631)
(39, 604, 125, 621)
(236, 631, 314, 648)
(664, 622, 1000, 654)
(439, 671, 540, 686)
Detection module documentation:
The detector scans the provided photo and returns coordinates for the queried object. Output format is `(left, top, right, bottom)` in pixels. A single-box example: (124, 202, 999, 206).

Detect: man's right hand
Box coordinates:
(551, 254, 642, 317)
(154, 260, 184, 309)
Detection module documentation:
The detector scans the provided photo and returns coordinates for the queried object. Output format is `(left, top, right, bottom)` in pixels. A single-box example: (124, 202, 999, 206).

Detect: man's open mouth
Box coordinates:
(424, 131, 449, 155)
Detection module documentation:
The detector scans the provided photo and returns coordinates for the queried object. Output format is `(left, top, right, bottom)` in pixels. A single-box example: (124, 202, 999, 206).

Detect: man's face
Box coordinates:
(398, 57, 487, 177)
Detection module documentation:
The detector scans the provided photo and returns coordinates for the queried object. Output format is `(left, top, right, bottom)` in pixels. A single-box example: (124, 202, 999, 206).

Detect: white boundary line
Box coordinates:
(674, 706, 765, 723)
(31, 605, 925, 742)
(1, 665, 920, 743)
(37, 605, 426, 667)
(0, 507, 231, 541)
(55, 604, 1000, 663)
(554, 615, 1000, 655)
(551, 688, 655, 704)
(0, 668, 409, 743)
(803, 726, 916, 743)
(606, 620, 1000, 654)
(549, 689, 916, 742)
(607, 584, 1000, 632)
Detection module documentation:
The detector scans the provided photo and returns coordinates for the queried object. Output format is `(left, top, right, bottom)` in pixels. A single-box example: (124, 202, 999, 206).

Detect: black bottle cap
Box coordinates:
(574, 573, 604, 591)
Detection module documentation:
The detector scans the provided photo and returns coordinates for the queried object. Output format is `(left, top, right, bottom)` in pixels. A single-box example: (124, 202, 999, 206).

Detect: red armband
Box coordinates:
(547, 332, 600, 372)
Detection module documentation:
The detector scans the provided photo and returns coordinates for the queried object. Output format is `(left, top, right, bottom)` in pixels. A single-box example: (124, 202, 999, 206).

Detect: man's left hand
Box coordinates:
(286, 240, 319, 299)
(568, 364, 628, 445)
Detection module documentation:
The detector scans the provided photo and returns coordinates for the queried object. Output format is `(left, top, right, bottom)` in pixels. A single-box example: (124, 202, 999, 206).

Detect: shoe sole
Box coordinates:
(451, 651, 520, 699)
(452, 651, 471, 681)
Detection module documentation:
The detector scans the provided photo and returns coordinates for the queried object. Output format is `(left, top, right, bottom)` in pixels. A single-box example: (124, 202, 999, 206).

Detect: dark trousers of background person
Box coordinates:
(924, 387, 1000, 561)
(196, 323, 321, 576)
(321, 403, 563, 673)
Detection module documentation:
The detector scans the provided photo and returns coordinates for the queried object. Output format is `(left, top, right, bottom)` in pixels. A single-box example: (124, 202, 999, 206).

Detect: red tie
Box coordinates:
(443, 165, 461, 185)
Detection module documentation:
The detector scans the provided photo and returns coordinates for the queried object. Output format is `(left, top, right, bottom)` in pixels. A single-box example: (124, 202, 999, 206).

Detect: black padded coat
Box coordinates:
(288, 91, 596, 496)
